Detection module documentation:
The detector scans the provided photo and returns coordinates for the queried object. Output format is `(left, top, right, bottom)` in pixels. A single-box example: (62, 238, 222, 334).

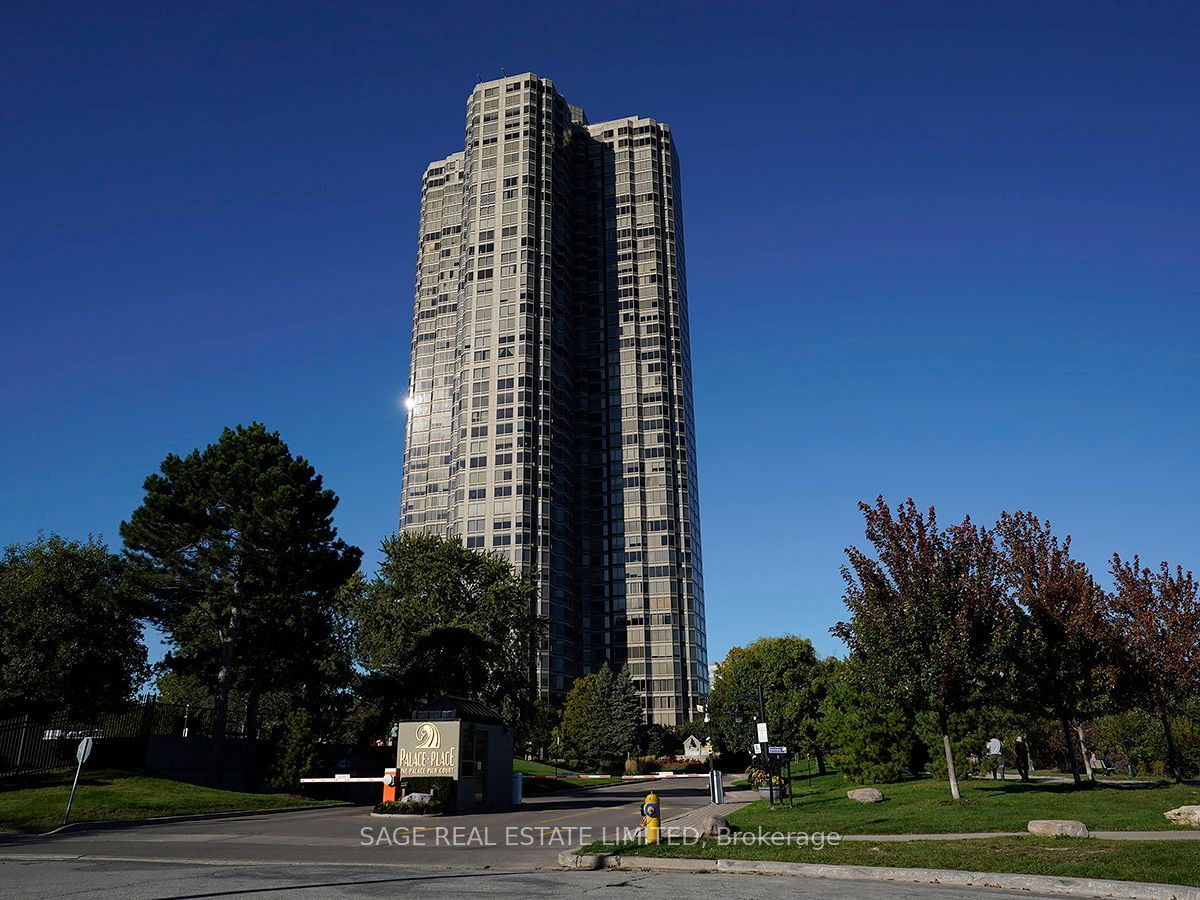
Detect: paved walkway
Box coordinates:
(974, 773, 1197, 788)
(839, 830, 1200, 842)
(661, 788, 758, 836)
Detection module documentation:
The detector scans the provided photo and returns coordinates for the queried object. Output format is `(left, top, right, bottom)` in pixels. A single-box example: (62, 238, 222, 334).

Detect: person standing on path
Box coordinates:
(986, 736, 1006, 779)
(1015, 735, 1030, 781)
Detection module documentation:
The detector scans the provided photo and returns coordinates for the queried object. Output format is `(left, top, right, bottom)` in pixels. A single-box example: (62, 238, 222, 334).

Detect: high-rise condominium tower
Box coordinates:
(400, 74, 706, 724)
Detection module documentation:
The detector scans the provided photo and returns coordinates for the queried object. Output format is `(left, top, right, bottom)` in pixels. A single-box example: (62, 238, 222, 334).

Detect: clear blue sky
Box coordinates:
(3, 2, 1197, 665)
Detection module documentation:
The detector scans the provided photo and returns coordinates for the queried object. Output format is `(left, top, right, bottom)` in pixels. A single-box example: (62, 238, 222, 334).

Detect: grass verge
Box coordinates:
(513, 758, 624, 792)
(730, 771, 1200, 834)
(580, 836, 1200, 888)
(0, 768, 337, 834)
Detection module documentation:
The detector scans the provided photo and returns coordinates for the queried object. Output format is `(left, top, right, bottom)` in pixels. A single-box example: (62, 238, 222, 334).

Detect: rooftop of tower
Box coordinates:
(464, 73, 670, 135)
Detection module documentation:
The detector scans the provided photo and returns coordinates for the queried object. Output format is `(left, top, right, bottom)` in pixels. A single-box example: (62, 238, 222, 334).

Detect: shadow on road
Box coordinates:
(158, 869, 536, 900)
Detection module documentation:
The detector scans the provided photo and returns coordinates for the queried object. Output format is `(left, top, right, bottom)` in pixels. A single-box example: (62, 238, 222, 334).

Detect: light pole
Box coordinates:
(703, 708, 717, 802)
(734, 680, 774, 808)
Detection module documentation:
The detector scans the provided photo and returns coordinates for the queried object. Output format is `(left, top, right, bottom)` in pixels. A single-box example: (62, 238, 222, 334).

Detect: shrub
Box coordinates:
(595, 757, 624, 775)
(746, 764, 783, 789)
(398, 776, 453, 796)
(373, 798, 444, 815)
(647, 757, 706, 773)
(1088, 705, 1200, 778)
(625, 755, 658, 775)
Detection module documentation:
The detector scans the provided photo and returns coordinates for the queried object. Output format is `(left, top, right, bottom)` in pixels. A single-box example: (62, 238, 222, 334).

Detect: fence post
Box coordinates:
(15, 713, 29, 771)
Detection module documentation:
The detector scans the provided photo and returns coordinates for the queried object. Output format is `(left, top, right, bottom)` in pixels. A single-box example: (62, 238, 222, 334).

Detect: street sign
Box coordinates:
(752, 742, 762, 755)
(756, 722, 769, 742)
(63, 737, 94, 826)
(768, 745, 788, 755)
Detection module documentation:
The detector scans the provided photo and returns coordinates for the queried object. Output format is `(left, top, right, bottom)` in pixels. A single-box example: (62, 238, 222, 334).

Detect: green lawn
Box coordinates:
(0, 768, 337, 834)
(582, 836, 1200, 888)
(729, 771, 1200, 834)
(513, 758, 623, 792)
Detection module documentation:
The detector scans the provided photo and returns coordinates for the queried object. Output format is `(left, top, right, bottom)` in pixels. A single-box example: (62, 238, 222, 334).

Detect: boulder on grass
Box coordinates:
(702, 814, 731, 837)
(847, 788, 885, 803)
(1164, 806, 1200, 827)
(1028, 819, 1089, 838)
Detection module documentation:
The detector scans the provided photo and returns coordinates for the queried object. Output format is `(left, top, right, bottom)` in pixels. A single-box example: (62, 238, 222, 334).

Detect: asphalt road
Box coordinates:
(0, 859, 1070, 899)
(0, 778, 1078, 898)
(0, 777, 713, 869)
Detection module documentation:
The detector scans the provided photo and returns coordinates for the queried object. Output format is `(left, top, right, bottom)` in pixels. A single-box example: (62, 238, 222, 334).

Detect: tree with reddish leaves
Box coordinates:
(834, 497, 1012, 800)
(1109, 555, 1200, 784)
(997, 512, 1113, 786)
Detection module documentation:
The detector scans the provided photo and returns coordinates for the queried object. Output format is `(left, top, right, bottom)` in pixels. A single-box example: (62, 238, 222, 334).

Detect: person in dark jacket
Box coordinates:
(1015, 736, 1031, 782)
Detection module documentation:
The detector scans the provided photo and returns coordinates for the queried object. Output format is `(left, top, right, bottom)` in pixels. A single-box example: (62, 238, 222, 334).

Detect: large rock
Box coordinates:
(847, 788, 885, 803)
(1028, 819, 1089, 838)
(701, 814, 731, 837)
(1164, 805, 1200, 827)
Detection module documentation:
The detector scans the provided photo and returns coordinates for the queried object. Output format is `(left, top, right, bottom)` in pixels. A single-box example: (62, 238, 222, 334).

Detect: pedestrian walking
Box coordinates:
(986, 736, 1005, 779)
(1015, 735, 1030, 781)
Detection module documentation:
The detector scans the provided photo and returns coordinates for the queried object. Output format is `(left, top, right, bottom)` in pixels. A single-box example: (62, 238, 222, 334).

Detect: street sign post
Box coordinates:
(765, 745, 792, 807)
(62, 737, 94, 826)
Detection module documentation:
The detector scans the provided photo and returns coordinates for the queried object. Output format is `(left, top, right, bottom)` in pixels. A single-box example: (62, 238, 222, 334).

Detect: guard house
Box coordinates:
(395, 696, 513, 812)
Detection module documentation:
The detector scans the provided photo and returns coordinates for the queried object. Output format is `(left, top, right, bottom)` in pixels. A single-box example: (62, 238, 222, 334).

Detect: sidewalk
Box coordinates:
(840, 830, 1200, 842)
(661, 787, 758, 836)
(658, 827, 1200, 843)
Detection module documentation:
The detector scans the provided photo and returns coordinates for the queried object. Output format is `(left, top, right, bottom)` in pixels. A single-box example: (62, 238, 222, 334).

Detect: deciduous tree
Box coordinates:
(0, 535, 148, 719)
(834, 497, 1011, 800)
(352, 532, 542, 729)
(997, 511, 1113, 785)
(1109, 555, 1200, 783)
(708, 636, 829, 771)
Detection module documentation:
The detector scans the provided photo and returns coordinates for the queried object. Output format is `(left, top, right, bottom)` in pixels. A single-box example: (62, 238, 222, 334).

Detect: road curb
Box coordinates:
(12, 803, 350, 839)
(560, 850, 1200, 899)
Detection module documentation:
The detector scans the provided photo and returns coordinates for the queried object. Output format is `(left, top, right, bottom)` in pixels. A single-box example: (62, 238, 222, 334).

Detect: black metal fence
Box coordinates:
(0, 698, 272, 780)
